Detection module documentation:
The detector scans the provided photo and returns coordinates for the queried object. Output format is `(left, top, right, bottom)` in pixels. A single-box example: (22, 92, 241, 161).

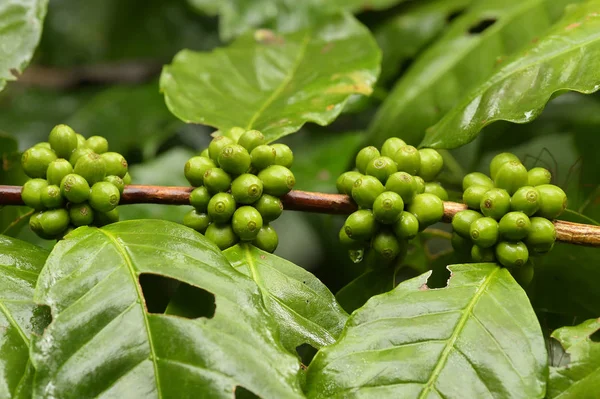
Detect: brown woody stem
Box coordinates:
(2, 184, 599, 247)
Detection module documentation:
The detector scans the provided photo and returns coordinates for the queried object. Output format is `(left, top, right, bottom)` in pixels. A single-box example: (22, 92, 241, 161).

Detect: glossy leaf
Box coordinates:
(160, 13, 380, 143)
(225, 243, 348, 353)
(305, 264, 547, 398)
(423, 0, 600, 149)
(367, 0, 582, 147)
(30, 220, 303, 398)
(547, 318, 600, 398)
(0, 0, 47, 91)
(0, 235, 49, 398)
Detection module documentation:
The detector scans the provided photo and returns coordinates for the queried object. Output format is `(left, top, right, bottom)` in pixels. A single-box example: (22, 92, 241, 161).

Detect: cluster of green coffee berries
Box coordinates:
(20, 124, 130, 239)
(182, 130, 295, 253)
(452, 152, 565, 274)
(337, 138, 447, 262)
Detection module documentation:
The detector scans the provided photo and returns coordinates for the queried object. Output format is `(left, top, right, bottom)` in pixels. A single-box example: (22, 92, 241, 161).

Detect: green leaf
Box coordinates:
(160, 13, 381, 143)
(422, 0, 600, 149)
(367, 0, 582, 147)
(305, 264, 547, 398)
(547, 318, 600, 398)
(225, 243, 348, 353)
(31, 220, 304, 398)
(0, 0, 47, 91)
(0, 235, 49, 398)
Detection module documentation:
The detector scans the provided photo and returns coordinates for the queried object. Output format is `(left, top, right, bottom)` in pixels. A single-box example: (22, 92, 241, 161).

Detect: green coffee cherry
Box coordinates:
(21, 179, 48, 210)
(69, 203, 94, 227)
(76, 134, 86, 148)
(339, 227, 365, 249)
(40, 185, 64, 209)
(89, 182, 120, 213)
(271, 144, 294, 168)
(463, 185, 488, 211)
(85, 136, 109, 154)
(250, 145, 277, 170)
(232, 206, 264, 241)
(253, 225, 279, 253)
(451, 233, 471, 255)
(471, 245, 496, 262)
(528, 167, 552, 186)
(33, 142, 52, 149)
(344, 209, 377, 240)
(69, 147, 94, 166)
(393, 145, 421, 175)
(254, 194, 283, 222)
(237, 130, 265, 152)
(207, 192, 236, 223)
(231, 174, 263, 204)
(185, 156, 216, 187)
(74, 152, 107, 185)
(511, 186, 541, 216)
(393, 211, 419, 240)
(536, 184, 567, 219)
(494, 161, 528, 195)
(498, 212, 531, 241)
(39, 208, 70, 237)
(424, 182, 448, 201)
(29, 212, 48, 238)
(418, 149, 444, 181)
(336, 171, 363, 195)
(204, 168, 233, 194)
(490, 152, 520, 180)
(94, 208, 119, 227)
(380, 138, 406, 158)
(372, 230, 403, 261)
(496, 241, 529, 268)
(60, 174, 90, 204)
(205, 223, 239, 250)
(219, 144, 251, 175)
(480, 188, 511, 220)
(513, 261, 535, 287)
(104, 175, 124, 194)
(189, 186, 211, 212)
(462, 172, 494, 191)
(257, 165, 295, 197)
(208, 136, 235, 164)
(21, 146, 57, 178)
(407, 193, 444, 229)
(200, 148, 210, 158)
(452, 210, 482, 238)
(47, 159, 74, 186)
(373, 191, 404, 224)
(355, 146, 380, 174)
(183, 210, 211, 233)
(469, 217, 499, 248)
(48, 124, 78, 159)
(123, 172, 132, 185)
(414, 176, 426, 194)
(385, 172, 417, 204)
(101, 152, 128, 178)
(352, 175, 385, 208)
(525, 217, 556, 254)
(366, 156, 397, 183)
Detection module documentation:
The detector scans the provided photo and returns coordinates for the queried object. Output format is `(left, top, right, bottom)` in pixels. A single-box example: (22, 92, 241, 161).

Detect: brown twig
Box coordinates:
(1, 184, 599, 247)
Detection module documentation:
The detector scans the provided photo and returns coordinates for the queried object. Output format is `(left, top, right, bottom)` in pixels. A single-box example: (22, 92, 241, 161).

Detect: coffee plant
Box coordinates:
(1, 0, 600, 398)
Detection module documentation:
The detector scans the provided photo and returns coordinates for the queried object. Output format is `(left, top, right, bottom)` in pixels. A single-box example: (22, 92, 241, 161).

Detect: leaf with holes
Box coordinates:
(366, 0, 583, 147)
(547, 318, 600, 398)
(30, 220, 304, 398)
(422, 0, 600, 149)
(0, 235, 50, 398)
(304, 264, 547, 398)
(224, 243, 349, 353)
(160, 13, 380, 143)
(0, 0, 48, 92)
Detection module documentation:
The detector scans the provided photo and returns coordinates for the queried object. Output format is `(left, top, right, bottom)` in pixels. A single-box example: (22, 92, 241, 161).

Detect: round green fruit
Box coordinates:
(101, 152, 128, 178)
(339, 226, 364, 249)
(380, 137, 406, 158)
(254, 194, 283, 222)
(39, 209, 70, 237)
(511, 186, 540, 216)
(21, 146, 57, 178)
(203, 168, 233, 194)
(231, 174, 263, 204)
(393, 211, 419, 240)
(200, 148, 210, 158)
(208, 136, 235, 164)
(373, 191, 404, 224)
(525, 217, 556, 254)
(336, 171, 363, 195)
(183, 210, 211, 233)
(490, 152, 520, 180)
(74, 152, 107, 185)
(528, 167, 552, 186)
(424, 182, 448, 201)
(414, 176, 426, 194)
(48, 124, 78, 159)
(60, 174, 90, 204)
(76, 134, 86, 148)
(207, 192, 236, 223)
(237, 130, 265, 152)
(232, 206, 263, 241)
(462, 172, 494, 191)
(372, 230, 403, 261)
(393, 145, 421, 175)
(257, 165, 295, 197)
(94, 208, 119, 227)
(463, 185, 488, 211)
(189, 186, 211, 212)
(185, 156, 216, 187)
(218, 144, 251, 175)
(452, 210, 482, 238)
(494, 161, 528, 195)
(29, 212, 47, 238)
(418, 148, 444, 181)
(351, 175, 385, 208)
(104, 175, 124, 194)
(69, 147, 94, 166)
(536, 184, 567, 219)
(469, 217, 499, 248)
(366, 156, 397, 183)
(496, 241, 529, 268)
(253, 225, 278, 253)
(21, 179, 48, 210)
(407, 193, 444, 229)
(271, 144, 294, 168)
(89, 182, 120, 212)
(250, 145, 277, 171)
(385, 172, 417, 204)
(355, 146, 380, 174)
(498, 212, 531, 241)
(471, 245, 496, 262)
(85, 136, 109, 154)
(40, 185, 64, 209)
(47, 159, 74, 186)
(33, 142, 51, 149)
(205, 223, 239, 250)
(69, 203, 94, 226)
(344, 209, 377, 241)
(480, 188, 511, 220)
(123, 172, 132, 185)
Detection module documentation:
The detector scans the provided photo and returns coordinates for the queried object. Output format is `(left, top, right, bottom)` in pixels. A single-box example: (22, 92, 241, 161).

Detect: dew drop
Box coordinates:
(348, 248, 364, 264)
